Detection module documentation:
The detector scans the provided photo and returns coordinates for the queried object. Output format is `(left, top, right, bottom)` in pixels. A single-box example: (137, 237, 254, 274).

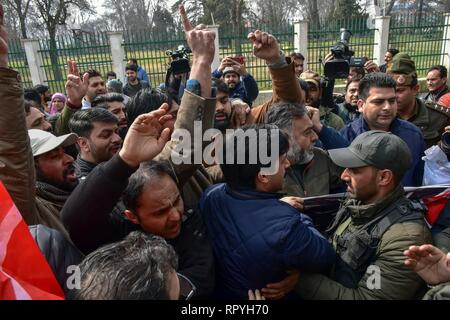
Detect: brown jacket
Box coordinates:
(246, 60, 304, 124)
(0, 68, 69, 236)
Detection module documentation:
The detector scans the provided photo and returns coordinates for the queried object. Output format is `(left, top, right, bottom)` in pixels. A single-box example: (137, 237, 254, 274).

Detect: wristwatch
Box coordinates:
(186, 79, 201, 96)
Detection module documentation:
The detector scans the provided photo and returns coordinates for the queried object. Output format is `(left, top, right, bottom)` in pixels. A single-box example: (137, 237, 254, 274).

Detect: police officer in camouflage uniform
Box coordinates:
(301, 70, 345, 131)
(295, 131, 432, 300)
(388, 53, 450, 147)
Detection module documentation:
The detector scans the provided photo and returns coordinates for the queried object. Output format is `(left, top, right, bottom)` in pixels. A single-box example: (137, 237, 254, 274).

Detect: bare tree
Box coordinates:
(33, 0, 92, 81)
(5, 0, 32, 38)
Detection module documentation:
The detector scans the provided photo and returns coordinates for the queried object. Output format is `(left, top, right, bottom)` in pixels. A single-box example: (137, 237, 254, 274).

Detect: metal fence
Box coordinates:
(38, 32, 113, 93)
(10, 12, 449, 92)
(389, 13, 448, 77)
(7, 38, 33, 88)
(307, 17, 376, 76)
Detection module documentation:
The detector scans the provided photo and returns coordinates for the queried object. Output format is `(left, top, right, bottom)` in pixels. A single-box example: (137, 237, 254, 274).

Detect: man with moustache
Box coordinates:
(336, 79, 361, 124)
(294, 131, 431, 300)
(92, 92, 128, 139)
(315, 73, 426, 186)
(82, 69, 107, 109)
(387, 55, 449, 147)
(300, 70, 345, 131)
(69, 108, 122, 180)
(422, 65, 450, 104)
(267, 102, 344, 198)
(28, 129, 79, 237)
(212, 60, 259, 107)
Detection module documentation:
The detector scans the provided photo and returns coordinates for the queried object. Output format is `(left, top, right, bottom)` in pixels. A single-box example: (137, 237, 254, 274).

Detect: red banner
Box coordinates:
(0, 181, 64, 300)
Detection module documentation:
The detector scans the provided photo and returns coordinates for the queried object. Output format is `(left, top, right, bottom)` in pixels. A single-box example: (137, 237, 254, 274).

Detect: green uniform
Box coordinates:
(408, 98, 449, 148)
(295, 185, 432, 300)
(320, 105, 345, 131)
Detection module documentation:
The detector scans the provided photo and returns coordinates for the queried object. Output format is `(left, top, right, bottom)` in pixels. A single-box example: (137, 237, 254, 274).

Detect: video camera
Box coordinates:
(165, 44, 192, 75)
(324, 28, 367, 79)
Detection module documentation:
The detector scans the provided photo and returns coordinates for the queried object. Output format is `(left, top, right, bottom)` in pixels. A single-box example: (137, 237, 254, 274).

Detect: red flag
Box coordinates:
(0, 181, 64, 300)
(423, 190, 450, 226)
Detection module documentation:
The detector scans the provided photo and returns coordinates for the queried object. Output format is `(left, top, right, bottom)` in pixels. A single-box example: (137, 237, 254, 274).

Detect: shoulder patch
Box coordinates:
(425, 102, 450, 117)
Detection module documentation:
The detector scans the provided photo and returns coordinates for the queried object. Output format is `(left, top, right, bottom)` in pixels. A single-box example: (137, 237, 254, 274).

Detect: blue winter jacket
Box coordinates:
(199, 183, 336, 299)
(318, 116, 426, 186)
(212, 69, 259, 106)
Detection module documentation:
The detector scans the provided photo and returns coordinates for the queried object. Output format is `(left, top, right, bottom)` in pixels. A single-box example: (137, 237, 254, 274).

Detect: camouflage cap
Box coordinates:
(328, 130, 412, 177)
(300, 70, 321, 88)
(387, 53, 417, 86)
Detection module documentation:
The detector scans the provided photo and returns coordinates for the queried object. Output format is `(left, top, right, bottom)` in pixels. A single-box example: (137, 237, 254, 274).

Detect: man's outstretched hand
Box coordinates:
(0, 3, 8, 68)
(404, 244, 450, 285)
(119, 106, 172, 168)
(66, 60, 89, 107)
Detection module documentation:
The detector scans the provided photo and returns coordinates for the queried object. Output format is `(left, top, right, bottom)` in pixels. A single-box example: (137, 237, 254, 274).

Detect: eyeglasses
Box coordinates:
(177, 272, 196, 300)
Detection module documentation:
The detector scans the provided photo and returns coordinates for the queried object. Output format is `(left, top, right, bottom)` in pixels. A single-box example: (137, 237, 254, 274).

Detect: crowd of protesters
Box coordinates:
(1, 3, 450, 300)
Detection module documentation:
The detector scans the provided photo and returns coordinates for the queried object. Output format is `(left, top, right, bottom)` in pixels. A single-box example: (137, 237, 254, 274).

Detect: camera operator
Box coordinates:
(160, 45, 191, 104)
(212, 56, 259, 107)
(300, 69, 345, 131)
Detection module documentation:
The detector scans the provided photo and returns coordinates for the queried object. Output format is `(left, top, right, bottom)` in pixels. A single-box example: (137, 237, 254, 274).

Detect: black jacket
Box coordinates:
(61, 155, 215, 298)
(29, 224, 84, 296)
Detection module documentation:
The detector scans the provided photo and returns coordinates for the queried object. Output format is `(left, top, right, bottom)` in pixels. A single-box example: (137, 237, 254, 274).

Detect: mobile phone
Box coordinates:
(231, 55, 245, 65)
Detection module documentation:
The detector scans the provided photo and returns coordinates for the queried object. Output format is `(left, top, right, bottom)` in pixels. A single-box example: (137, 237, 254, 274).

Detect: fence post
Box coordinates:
(107, 31, 126, 82)
(373, 16, 390, 65)
(21, 39, 46, 86)
(294, 20, 308, 70)
(441, 13, 450, 69)
(207, 25, 220, 72)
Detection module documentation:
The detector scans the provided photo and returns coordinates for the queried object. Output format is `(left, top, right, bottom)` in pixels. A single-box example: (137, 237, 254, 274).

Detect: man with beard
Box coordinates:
(294, 131, 431, 300)
(69, 108, 122, 180)
(336, 79, 361, 124)
(0, 8, 88, 237)
(28, 129, 79, 237)
(82, 69, 107, 109)
(33, 84, 52, 114)
(300, 70, 345, 131)
(92, 92, 128, 139)
(123, 63, 150, 98)
(212, 59, 259, 107)
(266, 102, 344, 198)
(213, 78, 232, 132)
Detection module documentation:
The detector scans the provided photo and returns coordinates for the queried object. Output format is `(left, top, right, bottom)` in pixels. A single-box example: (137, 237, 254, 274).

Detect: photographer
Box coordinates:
(212, 56, 259, 106)
(300, 70, 345, 131)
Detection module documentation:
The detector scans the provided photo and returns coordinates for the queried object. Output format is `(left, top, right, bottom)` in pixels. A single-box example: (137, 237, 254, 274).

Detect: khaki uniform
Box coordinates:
(409, 98, 450, 148)
(320, 105, 345, 131)
(295, 185, 432, 300)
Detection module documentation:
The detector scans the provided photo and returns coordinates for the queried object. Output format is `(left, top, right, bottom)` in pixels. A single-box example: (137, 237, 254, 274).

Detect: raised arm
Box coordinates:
(0, 4, 37, 223)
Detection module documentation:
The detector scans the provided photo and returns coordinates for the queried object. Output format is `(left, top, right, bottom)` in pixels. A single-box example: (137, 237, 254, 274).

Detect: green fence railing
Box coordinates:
(38, 32, 113, 93)
(7, 38, 33, 88)
(389, 13, 447, 77)
(307, 17, 376, 76)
